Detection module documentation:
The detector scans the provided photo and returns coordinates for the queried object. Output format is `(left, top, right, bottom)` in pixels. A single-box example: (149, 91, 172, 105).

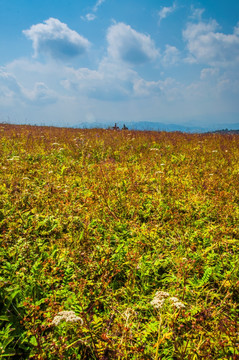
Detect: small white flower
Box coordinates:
(169, 297, 179, 303)
(150, 298, 165, 309)
(52, 310, 83, 326)
(150, 291, 186, 310)
(150, 291, 170, 309)
(7, 156, 20, 161)
(155, 291, 170, 298)
(173, 301, 185, 309)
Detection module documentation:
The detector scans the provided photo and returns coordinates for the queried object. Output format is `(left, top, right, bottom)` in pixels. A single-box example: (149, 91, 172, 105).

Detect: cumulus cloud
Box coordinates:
(60, 59, 138, 101)
(107, 22, 159, 65)
(162, 45, 180, 66)
(133, 79, 162, 97)
(0, 69, 23, 101)
(60, 56, 179, 101)
(24, 82, 58, 105)
(158, 3, 176, 25)
(133, 77, 179, 100)
(183, 20, 239, 66)
(23, 18, 90, 60)
(0, 67, 57, 106)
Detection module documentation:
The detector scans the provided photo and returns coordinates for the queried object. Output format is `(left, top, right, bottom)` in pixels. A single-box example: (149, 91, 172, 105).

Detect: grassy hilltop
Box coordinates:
(0, 124, 238, 359)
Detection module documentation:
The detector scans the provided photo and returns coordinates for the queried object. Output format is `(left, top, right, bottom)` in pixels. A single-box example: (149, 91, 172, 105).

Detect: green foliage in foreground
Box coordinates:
(0, 124, 238, 359)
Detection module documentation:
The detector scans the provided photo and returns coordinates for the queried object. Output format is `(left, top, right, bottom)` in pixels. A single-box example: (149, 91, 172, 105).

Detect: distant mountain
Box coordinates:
(73, 121, 203, 132)
(209, 128, 239, 134)
(120, 121, 204, 132)
(73, 120, 239, 133)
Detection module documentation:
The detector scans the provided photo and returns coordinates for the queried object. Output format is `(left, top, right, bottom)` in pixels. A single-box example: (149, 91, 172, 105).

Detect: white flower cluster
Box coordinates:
(52, 310, 83, 326)
(150, 291, 185, 310)
(150, 291, 170, 309)
(169, 297, 185, 309)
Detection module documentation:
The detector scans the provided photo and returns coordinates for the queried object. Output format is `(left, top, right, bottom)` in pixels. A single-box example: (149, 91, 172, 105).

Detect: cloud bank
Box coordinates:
(1, 9, 239, 127)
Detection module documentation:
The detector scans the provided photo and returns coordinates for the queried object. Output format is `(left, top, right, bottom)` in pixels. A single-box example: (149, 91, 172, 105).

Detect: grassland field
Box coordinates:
(0, 124, 238, 359)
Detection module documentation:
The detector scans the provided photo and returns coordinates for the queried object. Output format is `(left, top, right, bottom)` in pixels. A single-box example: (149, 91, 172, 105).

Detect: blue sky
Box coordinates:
(0, 0, 239, 128)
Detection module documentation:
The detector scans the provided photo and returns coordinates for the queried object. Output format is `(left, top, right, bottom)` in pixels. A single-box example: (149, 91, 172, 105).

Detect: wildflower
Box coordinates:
(150, 291, 170, 309)
(172, 301, 185, 309)
(7, 156, 20, 161)
(155, 291, 170, 298)
(169, 297, 179, 303)
(150, 298, 165, 309)
(169, 296, 185, 309)
(150, 291, 185, 310)
(52, 310, 83, 326)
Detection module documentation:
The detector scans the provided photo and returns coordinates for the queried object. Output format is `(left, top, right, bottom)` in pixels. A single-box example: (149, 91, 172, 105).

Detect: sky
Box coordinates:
(0, 0, 239, 128)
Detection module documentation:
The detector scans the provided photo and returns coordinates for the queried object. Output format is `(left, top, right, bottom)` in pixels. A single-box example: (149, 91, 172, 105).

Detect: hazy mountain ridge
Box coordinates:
(73, 121, 239, 133)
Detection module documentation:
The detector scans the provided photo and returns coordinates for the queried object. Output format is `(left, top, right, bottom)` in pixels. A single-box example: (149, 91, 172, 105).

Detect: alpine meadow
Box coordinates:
(0, 124, 238, 359)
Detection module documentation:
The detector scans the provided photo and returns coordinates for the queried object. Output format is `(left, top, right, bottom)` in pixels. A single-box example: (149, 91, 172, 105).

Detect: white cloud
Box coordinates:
(200, 67, 219, 80)
(107, 22, 159, 65)
(23, 82, 58, 105)
(133, 78, 170, 97)
(85, 13, 97, 21)
(0, 69, 22, 95)
(93, 0, 106, 12)
(183, 20, 239, 66)
(60, 59, 138, 101)
(0, 67, 57, 106)
(190, 7, 205, 21)
(234, 22, 239, 36)
(162, 45, 180, 66)
(82, 0, 106, 21)
(23, 18, 90, 60)
(158, 3, 176, 25)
